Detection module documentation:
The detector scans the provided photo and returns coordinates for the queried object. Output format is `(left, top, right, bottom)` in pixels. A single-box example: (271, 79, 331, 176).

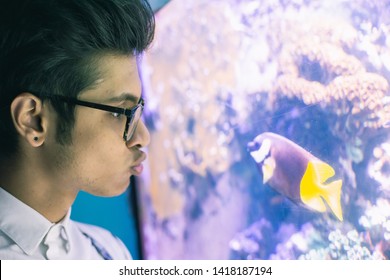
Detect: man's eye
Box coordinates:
(111, 112, 122, 119)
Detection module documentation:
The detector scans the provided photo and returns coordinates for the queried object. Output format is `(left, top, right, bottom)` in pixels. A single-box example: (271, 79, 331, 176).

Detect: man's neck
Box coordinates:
(0, 158, 78, 223)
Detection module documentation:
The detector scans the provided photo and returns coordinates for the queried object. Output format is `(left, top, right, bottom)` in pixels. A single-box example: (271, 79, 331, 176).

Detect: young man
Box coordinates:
(0, 0, 155, 259)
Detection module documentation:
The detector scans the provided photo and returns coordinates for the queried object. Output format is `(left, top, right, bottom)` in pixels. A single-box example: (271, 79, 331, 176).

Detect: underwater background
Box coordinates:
(137, 0, 390, 259)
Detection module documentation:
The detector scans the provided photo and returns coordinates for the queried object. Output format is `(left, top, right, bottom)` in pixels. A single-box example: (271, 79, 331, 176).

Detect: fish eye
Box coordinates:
(247, 141, 260, 152)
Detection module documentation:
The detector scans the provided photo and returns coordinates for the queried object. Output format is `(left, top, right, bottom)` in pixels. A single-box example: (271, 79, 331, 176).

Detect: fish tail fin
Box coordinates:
(321, 179, 343, 221)
(301, 161, 343, 221)
(300, 161, 327, 212)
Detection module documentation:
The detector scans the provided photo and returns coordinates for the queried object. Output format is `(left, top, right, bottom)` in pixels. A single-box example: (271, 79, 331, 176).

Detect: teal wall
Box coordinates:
(71, 188, 141, 259)
(148, 0, 170, 12)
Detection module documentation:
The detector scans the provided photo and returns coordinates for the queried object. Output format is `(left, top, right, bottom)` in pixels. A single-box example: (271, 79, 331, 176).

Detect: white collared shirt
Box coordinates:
(0, 187, 132, 260)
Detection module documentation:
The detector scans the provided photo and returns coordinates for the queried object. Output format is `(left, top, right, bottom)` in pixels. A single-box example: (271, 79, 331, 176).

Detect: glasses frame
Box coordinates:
(38, 94, 144, 142)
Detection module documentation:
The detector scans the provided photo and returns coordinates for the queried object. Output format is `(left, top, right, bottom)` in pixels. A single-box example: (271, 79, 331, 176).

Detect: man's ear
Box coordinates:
(10, 93, 47, 147)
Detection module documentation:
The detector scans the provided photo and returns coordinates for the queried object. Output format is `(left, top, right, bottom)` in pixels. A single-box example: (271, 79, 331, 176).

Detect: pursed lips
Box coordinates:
(129, 152, 147, 175)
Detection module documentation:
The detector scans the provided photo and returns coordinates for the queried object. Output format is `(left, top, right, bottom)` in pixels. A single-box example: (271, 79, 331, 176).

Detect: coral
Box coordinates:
(327, 229, 382, 259)
(229, 218, 274, 260)
(270, 4, 390, 135)
(270, 223, 322, 259)
(368, 141, 390, 195)
(278, 41, 365, 79)
(294, 198, 390, 260)
(299, 229, 384, 260)
(274, 44, 390, 132)
(142, 0, 243, 178)
(229, 221, 324, 260)
(231, 218, 387, 260)
(359, 198, 390, 258)
(327, 73, 390, 129)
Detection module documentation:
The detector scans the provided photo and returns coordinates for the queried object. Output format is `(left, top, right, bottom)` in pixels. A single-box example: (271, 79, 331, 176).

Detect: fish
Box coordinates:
(247, 132, 343, 221)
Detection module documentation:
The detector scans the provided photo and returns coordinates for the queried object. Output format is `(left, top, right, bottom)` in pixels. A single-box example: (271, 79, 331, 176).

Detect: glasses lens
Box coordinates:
(125, 105, 143, 142)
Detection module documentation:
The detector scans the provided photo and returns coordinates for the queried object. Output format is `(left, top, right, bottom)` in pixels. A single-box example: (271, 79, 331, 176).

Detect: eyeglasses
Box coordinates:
(41, 94, 144, 142)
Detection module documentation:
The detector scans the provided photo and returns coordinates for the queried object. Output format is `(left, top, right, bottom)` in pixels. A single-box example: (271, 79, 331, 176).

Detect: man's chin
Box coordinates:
(86, 181, 130, 197)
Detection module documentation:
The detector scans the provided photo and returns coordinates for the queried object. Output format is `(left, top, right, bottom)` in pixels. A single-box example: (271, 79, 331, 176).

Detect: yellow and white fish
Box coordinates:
(247, 132, 343, 221)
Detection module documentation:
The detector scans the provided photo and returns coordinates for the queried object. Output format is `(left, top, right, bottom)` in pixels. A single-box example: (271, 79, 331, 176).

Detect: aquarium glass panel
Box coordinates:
(137, 0, 390, 260)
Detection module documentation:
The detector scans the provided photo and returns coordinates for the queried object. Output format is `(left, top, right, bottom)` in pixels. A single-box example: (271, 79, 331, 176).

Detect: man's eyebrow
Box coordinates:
(104, 92, 139, 103)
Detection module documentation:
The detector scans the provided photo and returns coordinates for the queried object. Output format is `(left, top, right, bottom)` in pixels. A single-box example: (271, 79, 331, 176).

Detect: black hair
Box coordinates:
(0, 0, 155, 158)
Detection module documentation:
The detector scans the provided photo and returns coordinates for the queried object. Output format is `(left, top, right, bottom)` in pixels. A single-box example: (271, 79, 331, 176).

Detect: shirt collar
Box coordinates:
(43, 211, 72, 258)
(55, 209, 72, 254)
(0, 187, 71, 256)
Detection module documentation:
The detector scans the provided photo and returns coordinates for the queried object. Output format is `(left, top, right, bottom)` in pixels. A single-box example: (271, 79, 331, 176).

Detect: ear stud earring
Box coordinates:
(33, 136, 39, 142)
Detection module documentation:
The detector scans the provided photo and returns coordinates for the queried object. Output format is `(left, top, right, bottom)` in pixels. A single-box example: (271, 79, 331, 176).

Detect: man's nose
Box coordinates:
(126, 120, 150, 148)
